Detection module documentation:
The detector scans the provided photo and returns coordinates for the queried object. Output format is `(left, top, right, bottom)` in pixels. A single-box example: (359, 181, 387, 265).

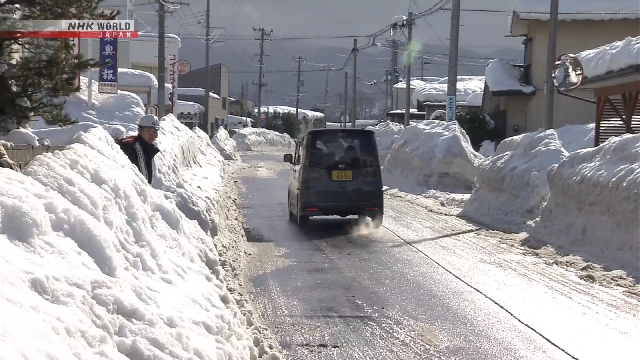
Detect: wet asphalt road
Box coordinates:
(239, 152, 572, 360)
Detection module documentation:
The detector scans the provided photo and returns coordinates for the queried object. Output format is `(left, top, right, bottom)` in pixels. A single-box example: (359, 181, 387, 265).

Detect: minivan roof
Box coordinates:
(307, 128, 374, 134)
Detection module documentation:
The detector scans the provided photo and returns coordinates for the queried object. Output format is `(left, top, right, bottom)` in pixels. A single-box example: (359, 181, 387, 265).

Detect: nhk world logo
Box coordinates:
(63, 20, 134, 31)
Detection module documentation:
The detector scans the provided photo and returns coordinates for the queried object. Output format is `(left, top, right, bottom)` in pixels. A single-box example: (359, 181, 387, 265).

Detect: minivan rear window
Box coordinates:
(307, 131, 378, 169)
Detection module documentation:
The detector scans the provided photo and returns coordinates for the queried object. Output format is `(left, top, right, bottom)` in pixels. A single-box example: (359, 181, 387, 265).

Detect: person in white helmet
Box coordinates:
(116, 114, 160, 184)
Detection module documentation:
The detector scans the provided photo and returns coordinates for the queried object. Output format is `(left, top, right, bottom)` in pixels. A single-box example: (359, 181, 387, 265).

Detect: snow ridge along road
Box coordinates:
(236, 151, 640, 360)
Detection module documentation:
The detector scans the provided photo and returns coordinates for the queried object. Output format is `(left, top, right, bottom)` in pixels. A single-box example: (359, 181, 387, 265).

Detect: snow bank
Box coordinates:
(479, 140, 495, 157)
(1, 127, 38, 146)
(577, 36, 640, 79)
(529, 134, 640, 276)
(412, 76, 485, 104)
(383, 121, 483, 193)
(0, 123, 274, 358)
(461, 130, 567, 232)
(150, 115, 228, 238)
(28, 76, 143, 144)
(555, 123, 595, 152)
(366, 121, 404, 162)
(485, 60, 535, 93)
(232, 128, 295, 151)
(211, 127, 239, 161)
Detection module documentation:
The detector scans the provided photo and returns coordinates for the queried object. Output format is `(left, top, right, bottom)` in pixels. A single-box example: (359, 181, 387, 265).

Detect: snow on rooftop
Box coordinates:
(393, 79, 429, 89)
(512, 0, 640, 21)
(411, 76, 485, 104)
(577, 36, 640, 79)
(176, 87, 220, 99)
(257, 106, 324, 120)
(485, 60, 536, 94)
(175, 100, 204, 114)
(464, 92, 484, 106)
(90, 68, 158, 87)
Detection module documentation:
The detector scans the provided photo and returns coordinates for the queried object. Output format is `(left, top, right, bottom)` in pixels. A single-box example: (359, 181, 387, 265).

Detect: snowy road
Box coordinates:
(237, 152, 640, 360)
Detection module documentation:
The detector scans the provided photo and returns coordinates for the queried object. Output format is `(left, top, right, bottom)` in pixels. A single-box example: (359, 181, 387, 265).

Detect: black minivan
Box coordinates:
(284, 128, 383, 227)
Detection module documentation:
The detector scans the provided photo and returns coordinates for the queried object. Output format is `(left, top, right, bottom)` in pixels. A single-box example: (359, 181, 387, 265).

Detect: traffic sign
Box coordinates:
(260, 113, 267, 125)
(176, 60, 191, 75)
(446, 95, 456, 122)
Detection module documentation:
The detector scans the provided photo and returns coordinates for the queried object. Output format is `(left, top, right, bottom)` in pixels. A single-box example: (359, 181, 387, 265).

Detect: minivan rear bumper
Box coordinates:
(299, 192, 383, 217)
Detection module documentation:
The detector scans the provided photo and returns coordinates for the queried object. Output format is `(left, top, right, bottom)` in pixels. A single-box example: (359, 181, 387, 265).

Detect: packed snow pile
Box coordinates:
(232, 128, 295, 151)
(555, 123, 595, 152)
(479, 140, 495, 157)
(0, 124, 278, 359)
(151, 115, 228, 238)
(366, 121, 404, 163)
(24, 76, 143, 145)
(461, 130, 568, 232)
(0, 127, 39, 146)
(577, 36, 640, 79)
(411, 76, 485, 104)
(383, 121, 483, 193)
(34, 76, 144, 132)
(211, 127, 239, 160)
(529, 134, 640, 277)
(485, 60, 536, 93)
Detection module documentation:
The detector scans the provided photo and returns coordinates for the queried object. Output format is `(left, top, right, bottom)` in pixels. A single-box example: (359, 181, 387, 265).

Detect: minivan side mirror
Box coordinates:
(283, 154, 293, 163)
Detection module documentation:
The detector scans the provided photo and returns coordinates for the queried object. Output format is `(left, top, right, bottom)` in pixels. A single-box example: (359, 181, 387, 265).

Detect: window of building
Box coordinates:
(222, 97, 227, 110)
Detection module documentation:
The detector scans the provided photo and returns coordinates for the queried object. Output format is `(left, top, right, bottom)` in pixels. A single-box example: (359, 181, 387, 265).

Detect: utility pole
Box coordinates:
(323, 64, 334, 116)
(390, 40, 399, 83)
(351, 39, 357, 128)
(203, 0, 211, 131)
(157, 0, 166, 116)
(544, 0, 560, 130)
(404, 11, 413, 126)
(337, 92, 343, 126)
(294, 56, 305, 122)
(446, 0, 461, 123)
(343, 71, 348, 128)
(245, 80, 250, 118)
(384, 69, 390, 121)
(253, 28, 272, 127)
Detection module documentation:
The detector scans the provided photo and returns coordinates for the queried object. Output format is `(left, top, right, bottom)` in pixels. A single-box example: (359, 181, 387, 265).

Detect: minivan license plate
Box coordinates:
(331, 170, 352, 181)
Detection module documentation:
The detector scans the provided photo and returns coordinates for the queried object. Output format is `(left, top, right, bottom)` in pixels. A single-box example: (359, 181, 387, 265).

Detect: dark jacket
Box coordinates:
(117, 135, 160, 184)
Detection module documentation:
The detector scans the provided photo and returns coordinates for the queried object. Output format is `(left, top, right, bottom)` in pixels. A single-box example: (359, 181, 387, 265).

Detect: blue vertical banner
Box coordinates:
(446, 95, 456, 122)
(98, 37, 118, 93)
